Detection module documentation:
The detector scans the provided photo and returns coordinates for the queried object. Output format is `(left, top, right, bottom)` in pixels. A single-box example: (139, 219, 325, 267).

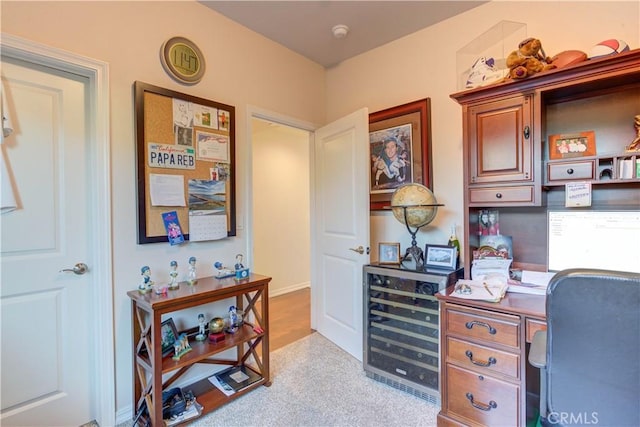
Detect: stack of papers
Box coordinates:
(452, 278, 508, 302)
(507, 270, 555, 295)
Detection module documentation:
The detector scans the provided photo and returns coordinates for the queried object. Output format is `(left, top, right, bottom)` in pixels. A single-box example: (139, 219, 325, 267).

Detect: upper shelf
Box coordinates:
(451, 48, 640, 104)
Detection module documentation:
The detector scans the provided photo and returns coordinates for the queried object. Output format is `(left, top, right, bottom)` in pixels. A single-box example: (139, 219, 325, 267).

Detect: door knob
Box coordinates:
(60, 262, 89, 275)
(349, 246, 365, 254)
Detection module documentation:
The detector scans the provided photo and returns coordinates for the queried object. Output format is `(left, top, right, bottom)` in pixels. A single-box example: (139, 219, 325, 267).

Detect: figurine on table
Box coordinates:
(138, 266, 154, 293)
(172, 333, 192, 360)
(226, 306, 239, 333)
(234, 254, 245, 270)
(168, 260, 179, 289)
(195, 313, 206, 341)
(187, 256, 197, 284)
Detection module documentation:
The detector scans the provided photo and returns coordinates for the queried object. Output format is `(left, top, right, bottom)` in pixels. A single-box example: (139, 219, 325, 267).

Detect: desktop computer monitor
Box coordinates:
(547, 210, 640, 274)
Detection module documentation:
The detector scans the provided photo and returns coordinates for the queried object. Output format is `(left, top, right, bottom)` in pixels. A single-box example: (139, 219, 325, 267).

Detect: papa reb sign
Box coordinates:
(148, 143, 196, 170)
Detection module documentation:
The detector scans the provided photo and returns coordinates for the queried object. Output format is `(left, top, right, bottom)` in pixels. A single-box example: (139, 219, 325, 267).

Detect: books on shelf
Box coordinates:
(208, 365, 263, 395)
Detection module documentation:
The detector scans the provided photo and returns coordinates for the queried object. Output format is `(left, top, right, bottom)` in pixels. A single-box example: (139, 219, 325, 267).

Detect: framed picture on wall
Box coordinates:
(369, 99, 433, 210)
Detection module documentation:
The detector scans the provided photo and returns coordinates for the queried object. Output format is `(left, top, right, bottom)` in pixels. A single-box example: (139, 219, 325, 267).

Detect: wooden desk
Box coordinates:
(437, 287, 546, 427)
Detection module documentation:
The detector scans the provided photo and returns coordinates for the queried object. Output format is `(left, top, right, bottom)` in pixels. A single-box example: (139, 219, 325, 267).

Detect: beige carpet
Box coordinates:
(190, 332, 439, 426)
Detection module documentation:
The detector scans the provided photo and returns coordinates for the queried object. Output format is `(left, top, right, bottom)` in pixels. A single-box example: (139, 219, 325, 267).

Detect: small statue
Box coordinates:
(226, 305, 239, 333)
(234, 254, 245, 270)
(187, 256, 197, 284)
(168, 260, 179, 289)
(626, 115, 640, 152)
(172, 333, 192, 360)
(138, 266, 154, 293)
(195, 313, 206, 341)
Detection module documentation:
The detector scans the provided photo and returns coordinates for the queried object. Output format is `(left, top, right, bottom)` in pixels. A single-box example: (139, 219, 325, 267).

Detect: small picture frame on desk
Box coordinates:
(425, 244, 457, 270)
(378, 242, 401, 265)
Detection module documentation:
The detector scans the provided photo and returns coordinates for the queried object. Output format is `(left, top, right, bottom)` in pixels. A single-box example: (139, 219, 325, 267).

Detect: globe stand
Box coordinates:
(399, 207, 426, 270)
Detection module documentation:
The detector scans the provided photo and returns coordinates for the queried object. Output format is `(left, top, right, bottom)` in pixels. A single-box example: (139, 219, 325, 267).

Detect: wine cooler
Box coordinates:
(363, 264, 463, 404)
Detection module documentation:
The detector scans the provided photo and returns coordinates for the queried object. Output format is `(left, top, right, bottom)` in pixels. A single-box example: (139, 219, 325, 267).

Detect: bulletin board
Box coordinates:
(134, 81, 236, 244)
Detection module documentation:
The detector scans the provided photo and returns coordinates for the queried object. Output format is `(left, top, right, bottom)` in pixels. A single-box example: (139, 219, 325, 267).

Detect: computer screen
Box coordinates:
(547, 210, 640, 274)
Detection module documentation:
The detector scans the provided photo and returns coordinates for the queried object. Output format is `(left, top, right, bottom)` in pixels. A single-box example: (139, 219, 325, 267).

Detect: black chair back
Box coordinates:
(545, 268, 640, 426)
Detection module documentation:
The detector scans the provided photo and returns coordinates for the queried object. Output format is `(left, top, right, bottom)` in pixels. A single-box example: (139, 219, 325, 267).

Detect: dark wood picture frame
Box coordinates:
(134, 81, 236, 244)
(369, 98, 432, 211)
(160, 318, 179, 357)
(548, 131, 596, 160)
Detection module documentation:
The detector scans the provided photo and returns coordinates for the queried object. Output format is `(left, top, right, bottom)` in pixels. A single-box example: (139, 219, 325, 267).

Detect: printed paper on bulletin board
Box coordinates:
(134, 81, 236, 244)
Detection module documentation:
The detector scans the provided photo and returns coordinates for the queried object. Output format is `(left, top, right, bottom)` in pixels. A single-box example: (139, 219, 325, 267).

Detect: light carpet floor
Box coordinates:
(190, 332, 439, 426)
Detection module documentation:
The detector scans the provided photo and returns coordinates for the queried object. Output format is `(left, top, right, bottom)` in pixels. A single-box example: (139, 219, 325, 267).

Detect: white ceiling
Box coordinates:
(200, 1, 487, 68)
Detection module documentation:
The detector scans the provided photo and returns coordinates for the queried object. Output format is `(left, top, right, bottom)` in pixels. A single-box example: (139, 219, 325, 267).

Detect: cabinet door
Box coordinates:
(469, 95, 533, 185)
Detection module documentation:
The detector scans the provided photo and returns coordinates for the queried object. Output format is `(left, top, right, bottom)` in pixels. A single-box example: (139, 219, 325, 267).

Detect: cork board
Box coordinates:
(134, 81, 236, 244)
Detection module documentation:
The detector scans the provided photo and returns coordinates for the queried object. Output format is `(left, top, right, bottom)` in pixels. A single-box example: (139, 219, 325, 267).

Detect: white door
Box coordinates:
(313, 108, 370, 360)
(1, 58, 97, 426)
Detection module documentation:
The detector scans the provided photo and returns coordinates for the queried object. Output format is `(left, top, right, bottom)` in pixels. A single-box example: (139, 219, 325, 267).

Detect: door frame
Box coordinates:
(245, 105, 318, 327)
(1, 33, 115, 425)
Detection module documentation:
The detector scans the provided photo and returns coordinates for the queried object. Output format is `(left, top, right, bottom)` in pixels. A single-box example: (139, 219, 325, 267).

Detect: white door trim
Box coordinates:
(1, 33, 115, 426)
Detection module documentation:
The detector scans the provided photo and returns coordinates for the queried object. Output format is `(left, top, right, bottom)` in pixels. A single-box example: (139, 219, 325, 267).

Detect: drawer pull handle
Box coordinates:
(466, 393, 497, 411)
(567, 168, 574, 175)
(465, 350, 497, 367)
(465, 320, 497, 334)
(495, 193, 502, 199)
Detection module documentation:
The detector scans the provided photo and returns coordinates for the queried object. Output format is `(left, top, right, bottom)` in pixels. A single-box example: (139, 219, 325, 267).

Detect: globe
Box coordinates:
(390, 183, 440, 228)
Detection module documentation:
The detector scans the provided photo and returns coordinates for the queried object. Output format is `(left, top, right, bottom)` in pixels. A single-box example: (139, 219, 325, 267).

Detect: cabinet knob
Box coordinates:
(495, 193, 503, 199)
(523, 126, 530, 140)
(567, 168, 574, 175)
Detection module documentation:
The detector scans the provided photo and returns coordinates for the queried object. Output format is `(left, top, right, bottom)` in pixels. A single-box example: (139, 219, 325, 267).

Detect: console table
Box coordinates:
(128, 273, 271, 426)
(437, 287, 546, 426)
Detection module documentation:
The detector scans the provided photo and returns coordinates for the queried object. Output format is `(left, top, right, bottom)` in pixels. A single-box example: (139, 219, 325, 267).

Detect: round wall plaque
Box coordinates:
(160, 36, 205, 85)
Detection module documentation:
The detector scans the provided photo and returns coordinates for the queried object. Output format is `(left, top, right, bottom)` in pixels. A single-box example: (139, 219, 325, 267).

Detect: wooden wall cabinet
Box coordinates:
(451, 49, 640, 277)
(128, 274, 271, 426)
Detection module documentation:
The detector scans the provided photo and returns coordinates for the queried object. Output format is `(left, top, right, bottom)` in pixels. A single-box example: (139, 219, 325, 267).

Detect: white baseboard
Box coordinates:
(269, 281, 310, 298)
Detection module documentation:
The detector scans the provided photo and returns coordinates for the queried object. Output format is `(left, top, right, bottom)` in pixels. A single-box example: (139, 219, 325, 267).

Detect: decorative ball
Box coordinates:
(390, 183, 439, 229)
(208, 317, 225, 334)
(551, 50, 587, 68)
(589, 39, 630, 59)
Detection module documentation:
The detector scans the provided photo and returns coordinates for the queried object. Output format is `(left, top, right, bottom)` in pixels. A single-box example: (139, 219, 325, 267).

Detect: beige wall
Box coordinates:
(326, 1, 640, 261)
(252, 122, 311, 296)
(2, 0, 639, 421)
(1, 0, 325, 418)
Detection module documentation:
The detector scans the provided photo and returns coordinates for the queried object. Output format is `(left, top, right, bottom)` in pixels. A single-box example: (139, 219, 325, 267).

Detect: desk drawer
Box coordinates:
(526, 318, 546, 343)
(447, 337, 520, 380)
(547, 160, 595, 182)
(469, 186, 534, 205)
(446, 306, 520, 349)
(446, 363, 519, 426)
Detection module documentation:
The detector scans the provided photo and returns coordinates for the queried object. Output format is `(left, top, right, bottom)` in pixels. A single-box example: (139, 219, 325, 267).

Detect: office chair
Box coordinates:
(529, 268, 640, 426)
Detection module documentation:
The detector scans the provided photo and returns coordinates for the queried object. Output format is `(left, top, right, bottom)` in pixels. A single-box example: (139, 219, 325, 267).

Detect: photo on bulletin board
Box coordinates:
(134, 81, 236, 244)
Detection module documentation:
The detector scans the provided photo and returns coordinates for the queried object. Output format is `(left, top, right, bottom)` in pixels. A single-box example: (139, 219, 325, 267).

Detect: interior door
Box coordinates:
(313, 108, 370, 360)
(1, 58, 95, 425)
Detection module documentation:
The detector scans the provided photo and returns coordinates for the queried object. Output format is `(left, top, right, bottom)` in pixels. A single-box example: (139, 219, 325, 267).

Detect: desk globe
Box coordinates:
(390, 183, 442, 269)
